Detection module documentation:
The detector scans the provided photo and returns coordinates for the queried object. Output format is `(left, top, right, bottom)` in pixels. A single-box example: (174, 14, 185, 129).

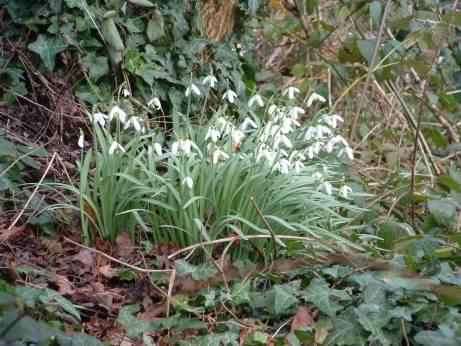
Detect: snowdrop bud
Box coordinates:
(182, 176, 194, 189)
(223, 89, 238, 104)
(122, 88, 131, 97)
(268, 104, 278, 115)
(153, 143, 162, 156)
(78, 130, 84, 148)
(306, 92, 326, 107)
(283, 86, 300, 100)
(338, 146, 354, 160)
(185, 83, 201, 97)
(203, 75, 218, 89)
(212, 148, 230, 164)
(321, 114, 344, 128)
(320, 181, 333, 195)
(288, 106, 305, 119)
(248, 94, 264, 108)
(231, 129, 245, 146)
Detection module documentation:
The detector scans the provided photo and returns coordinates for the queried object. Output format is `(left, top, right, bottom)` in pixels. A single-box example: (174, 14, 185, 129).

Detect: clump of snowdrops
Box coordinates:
(56, 77, 363, 258)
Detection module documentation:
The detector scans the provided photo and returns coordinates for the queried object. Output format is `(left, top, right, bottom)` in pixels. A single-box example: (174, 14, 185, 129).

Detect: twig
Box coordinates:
(349, 0, 393, 140)
(250, 196, 278, 262)
(63, 237, 172, 274)
(6, 152, 57, 233)
(168, 235, 319, 260)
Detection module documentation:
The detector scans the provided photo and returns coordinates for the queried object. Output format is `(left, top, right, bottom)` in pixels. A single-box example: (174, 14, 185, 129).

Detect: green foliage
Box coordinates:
(0, 280, 102, 346)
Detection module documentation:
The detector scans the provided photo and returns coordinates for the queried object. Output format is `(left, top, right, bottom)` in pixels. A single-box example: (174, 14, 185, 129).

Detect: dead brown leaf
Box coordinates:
(115, 232, 134, 257)
(98, 264, 117, 278)
(0, 225, 26, 243)
(291, 306, 314, 332)
(73, 249, 95, 268)
(52, 273, 75, 295)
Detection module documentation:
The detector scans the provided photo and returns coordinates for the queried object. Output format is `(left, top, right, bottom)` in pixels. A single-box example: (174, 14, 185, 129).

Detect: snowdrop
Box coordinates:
(339, 185, 353, 199)
(274, 159, 291, 174)
(108, 141, 125, 155)
(148, 97, 162, 111)
(152, 143, 162, 156)
(274, 134, 293, 149)
(223, 89, 238, 104)
(211, 148, 230, 164)
(313, 172, 323, 180)
(109, 106, 127, 124)
(122, 88, 131, 97)
(248, 94, 264, 108)
(93, 112, 108, 127)
(171, 139, 194, 156)
(216, 117, 233, 135)
(321, 114, 344, 128)
(182, 176, 194, 189)
(203, 75, 218, 89)
(325, 135, 349, 153)
(256, 146, 277, 164)
(306, 92, 326, 107)
(338, 146, 354, 160)
(240, 117, 258, 131)
(268, 104, 278, 115)
(185, 83, 201, 97)
(320, 181, 333, 195)
(78, 130, 84, 148)
(205, 127, 221, 143)
(231, 129, 245, 146)
(288, 106, 305, 119)
(306, 141, 323, 159)
(293, 160, 304, 173)
(280, 117, 299, 134)
(124, 116, 144, 133)
(283, 86, 300, 100)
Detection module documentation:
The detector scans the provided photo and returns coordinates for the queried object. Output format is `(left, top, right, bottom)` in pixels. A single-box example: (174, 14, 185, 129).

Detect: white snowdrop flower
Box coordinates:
(321, 114, 344, 128)
(320, 181, 333, 195)
(274, 134, 293, 149)
(306, 92, 326, 107)
(338, 146, 354, 160)
(268, 104, 278, 116)
(124, 116, 143, 133)
(281, 117, 300, 134)
(153, 143, 162, 156)
(182, 176, 194, 189)
(256, 147, 277, 164)
(339, 185, 353, 199)
(306, 141, 323, 159)
(109, 106, 127, 124)
(304, 127, 317, 141)
(223, 89, 238, 104)
(185, 83, 201, 97)
(313, 172, 323, 180)
(215, 117, 233, 135)
(283, 86, 300, 100)
(93, 112, 108, 127)
(240, 117, 258, 131)
(108, 141, 125, 155)
(288, 106, 305, 119)
(203, 75, 218, 89)
(293, 160, 304, 173)
(274, 159, 291, 174)
(212, 148, 230, 164)
(315, 125, 333, 139)
(122, 88, 131, 97)
(148, 97, 162, 111)
(248, 94, 264, 108)
(205, 127, 221, 143)
(78, 130, 84, 148)
(171, 139, 193, 156)
(231, 129, 245, 146)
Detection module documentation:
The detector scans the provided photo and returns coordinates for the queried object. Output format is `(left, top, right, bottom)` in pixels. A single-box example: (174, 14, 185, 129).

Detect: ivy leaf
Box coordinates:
(81, 53, 109, 81)
(271, 284, 299, 316)
(428, 199, 456, 226)
(175, 260, 217, 281)
(354, 304, 392, 346)
(303, 278, 349, 317)
(28, 34, 67, 71)
(414, 325, 461, 346)
(325, 309, 366, 345)
(357, 39, 376, 66)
